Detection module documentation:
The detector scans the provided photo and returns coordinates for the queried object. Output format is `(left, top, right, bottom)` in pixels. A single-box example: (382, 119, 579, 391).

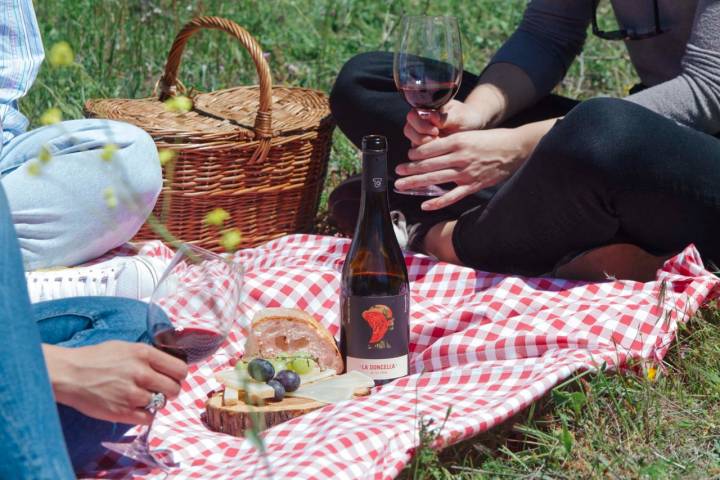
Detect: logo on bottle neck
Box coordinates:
(372, 178, 383, 189)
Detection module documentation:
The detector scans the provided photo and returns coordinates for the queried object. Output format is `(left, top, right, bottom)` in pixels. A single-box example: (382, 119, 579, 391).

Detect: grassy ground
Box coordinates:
(26, 1, 719, 478)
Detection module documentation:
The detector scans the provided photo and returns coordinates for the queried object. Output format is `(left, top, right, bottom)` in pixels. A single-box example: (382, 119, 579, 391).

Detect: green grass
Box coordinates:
(25, 1, 719, 478)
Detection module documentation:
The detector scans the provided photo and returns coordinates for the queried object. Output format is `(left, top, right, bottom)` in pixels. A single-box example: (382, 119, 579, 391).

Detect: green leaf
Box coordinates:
(560, 417, 573, 456)
(569, 391, 587, 417)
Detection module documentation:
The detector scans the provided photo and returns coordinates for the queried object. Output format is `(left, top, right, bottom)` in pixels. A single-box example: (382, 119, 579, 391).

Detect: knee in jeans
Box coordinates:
(88, 297, 150, 343)
(105, 121, 162, 205)
(535, 97, 647, 180)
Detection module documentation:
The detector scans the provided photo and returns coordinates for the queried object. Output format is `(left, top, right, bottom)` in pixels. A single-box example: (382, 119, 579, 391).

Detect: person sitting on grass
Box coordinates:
(1, 0, 162, 272)
(0, 181, 187, 478)
(329, 0, 720, 281)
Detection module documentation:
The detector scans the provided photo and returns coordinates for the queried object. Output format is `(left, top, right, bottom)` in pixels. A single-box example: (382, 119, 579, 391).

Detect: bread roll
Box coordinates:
(244, 308, 344, 373)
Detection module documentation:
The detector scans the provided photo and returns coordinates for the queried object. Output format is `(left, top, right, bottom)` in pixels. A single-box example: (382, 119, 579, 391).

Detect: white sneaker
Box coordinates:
(25, 255, 169, 303)
(391, 210, 409, 249)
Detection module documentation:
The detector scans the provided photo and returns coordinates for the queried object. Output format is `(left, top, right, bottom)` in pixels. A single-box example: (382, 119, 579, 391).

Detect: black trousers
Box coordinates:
(330, 51, 720, 275)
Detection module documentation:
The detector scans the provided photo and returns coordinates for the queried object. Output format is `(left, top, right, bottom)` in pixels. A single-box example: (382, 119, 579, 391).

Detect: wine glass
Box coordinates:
(102, 243, 243, 469)
(393, 15, 463, 197)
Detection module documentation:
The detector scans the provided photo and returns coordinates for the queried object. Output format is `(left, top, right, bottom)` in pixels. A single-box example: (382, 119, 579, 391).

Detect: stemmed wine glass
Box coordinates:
(102, 243, 243, 469)
(393, 15, 463, 197)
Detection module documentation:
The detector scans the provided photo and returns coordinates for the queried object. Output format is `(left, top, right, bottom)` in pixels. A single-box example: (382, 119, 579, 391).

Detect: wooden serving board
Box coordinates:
(205, 393, 326, 436)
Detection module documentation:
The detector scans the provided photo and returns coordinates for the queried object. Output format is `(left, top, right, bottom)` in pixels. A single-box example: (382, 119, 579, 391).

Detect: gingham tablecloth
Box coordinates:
(84, 234, 720, 479)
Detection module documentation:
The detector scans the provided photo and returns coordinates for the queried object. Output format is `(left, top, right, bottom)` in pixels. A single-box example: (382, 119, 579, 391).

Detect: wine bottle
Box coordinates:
(340, 135, 410, 386)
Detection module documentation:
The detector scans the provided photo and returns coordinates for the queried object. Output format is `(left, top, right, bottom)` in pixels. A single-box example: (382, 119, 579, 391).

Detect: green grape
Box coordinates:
(234, 360, 248, 372)
(289, 357, 316, 374)
(268, 357, 287, 375)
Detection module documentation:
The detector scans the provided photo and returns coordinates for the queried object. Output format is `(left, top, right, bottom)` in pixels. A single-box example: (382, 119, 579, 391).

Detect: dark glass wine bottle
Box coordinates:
(340, 135, 410, 386)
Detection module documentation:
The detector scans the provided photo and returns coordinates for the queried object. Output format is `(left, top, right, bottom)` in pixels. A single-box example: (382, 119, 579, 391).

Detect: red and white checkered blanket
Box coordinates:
(85, 234, 720, 479)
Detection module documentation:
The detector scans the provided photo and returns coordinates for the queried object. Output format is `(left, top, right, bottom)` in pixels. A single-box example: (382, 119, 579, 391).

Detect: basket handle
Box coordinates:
(157, 16, 273, 142)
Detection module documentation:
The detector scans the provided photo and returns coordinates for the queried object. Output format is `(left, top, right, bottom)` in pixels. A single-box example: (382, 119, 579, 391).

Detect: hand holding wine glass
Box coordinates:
(45, 341, 187, 426)
(403, 99, 490, 145)
(394, 15, 463, 197)
(102, 244, 242, 469)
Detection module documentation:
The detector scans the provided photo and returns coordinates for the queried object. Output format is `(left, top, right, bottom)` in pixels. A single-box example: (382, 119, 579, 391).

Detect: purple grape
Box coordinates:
(267, 379, 285, 401)
(275, 370, 301, 392)
(248, 358, 274, 382)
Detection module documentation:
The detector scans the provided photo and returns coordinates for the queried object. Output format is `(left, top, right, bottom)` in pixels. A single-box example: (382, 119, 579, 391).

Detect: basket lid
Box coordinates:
(85, 96, 241, 144)
(194, 86, 332, 137)
(85, 86, 331, 144)
(84, 17, 331, 145)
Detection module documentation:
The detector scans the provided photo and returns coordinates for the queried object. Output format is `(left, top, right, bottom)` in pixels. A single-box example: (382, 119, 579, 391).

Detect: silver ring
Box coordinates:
(145, 392, 167, 412)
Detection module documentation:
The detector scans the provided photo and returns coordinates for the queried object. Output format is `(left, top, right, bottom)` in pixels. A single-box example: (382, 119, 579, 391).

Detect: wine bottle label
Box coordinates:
(344, 294, 409, 381)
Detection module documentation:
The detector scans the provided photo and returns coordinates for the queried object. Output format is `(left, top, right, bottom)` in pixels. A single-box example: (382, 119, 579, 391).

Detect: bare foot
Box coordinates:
(424, 220, 461, 265)
(554, 244, 673, 282)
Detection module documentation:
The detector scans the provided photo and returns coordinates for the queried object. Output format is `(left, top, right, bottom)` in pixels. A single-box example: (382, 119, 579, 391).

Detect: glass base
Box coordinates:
(102, 437, 178, 470)
(393, 184, 446, 197)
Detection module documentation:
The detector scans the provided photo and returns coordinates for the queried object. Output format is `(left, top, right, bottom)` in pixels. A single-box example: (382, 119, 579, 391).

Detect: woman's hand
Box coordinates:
(395, 128, 526, 210)
(398, 116, 561, 210)
(403, 100, 490, 146)
(44, 341, 188, 425)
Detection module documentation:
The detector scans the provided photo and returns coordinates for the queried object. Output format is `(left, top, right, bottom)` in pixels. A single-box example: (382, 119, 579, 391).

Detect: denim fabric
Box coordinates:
(0, 181, 75, 479)
(0, 118, 162, 270)
(33, 296, 152, 471)
(1, 179, 154, 475)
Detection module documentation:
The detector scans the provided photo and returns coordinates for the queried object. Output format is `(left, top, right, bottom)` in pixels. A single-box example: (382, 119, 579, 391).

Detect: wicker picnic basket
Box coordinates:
(85, 16, 334, 251)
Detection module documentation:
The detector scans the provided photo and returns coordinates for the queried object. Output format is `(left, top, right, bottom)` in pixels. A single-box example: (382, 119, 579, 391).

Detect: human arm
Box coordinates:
(405, 0, 590, 141)
(625, 0, 720, 135)
(0, 0, 45, 145)
(399, 1, 590, 209)
(43, 341, 188, 425)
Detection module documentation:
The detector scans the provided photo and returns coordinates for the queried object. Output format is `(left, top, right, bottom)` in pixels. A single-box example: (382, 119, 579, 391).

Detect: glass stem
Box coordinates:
(415, 108, 436, 119)
(139, 411, 158, 447)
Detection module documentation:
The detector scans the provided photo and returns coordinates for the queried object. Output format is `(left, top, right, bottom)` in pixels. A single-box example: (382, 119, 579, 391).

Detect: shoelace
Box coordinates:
(25, 265, 123, 303)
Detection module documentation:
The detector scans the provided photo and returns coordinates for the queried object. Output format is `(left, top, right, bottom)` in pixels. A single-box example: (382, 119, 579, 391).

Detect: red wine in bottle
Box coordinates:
(340, 135, 410, 386)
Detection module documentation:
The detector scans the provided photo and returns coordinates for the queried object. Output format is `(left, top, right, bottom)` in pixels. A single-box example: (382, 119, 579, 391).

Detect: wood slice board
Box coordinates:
(206, 392, 327, 436)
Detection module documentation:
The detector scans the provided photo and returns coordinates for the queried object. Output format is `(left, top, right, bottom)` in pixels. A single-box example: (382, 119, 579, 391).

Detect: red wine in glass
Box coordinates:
(394, 15, 463, 197)
(399, 80, 460, 111)
(153, 327, 226, 364)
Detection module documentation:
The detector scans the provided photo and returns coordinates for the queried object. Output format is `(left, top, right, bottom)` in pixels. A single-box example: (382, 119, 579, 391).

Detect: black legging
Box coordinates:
(330, 51, 720, 275)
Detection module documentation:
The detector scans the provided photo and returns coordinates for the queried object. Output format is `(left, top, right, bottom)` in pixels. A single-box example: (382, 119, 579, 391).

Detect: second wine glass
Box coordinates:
(102, 243, 243, 469)
(393, 15, 463, 197)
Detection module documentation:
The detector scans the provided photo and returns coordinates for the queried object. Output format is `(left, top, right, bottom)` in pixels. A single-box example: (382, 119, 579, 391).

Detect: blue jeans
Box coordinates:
(0, 181, 151, 478)
(0, 119, 161, 270)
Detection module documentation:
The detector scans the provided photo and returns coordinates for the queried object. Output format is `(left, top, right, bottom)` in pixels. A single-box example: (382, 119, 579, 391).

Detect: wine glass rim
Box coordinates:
(158, 242, 243, 286)
(176, 242, 231, 261)
(402, 14, 458, 20)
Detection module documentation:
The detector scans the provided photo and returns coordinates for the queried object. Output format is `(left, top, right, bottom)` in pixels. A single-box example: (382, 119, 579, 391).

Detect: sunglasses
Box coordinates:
(591, 0, 667, 41)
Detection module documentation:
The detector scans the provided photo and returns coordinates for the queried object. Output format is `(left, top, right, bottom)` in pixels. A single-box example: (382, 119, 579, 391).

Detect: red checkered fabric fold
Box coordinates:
(84, 235, 720, 479)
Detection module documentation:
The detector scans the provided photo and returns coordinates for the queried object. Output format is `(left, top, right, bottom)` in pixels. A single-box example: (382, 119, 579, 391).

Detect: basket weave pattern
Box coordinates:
(85, 16, 334, 251)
